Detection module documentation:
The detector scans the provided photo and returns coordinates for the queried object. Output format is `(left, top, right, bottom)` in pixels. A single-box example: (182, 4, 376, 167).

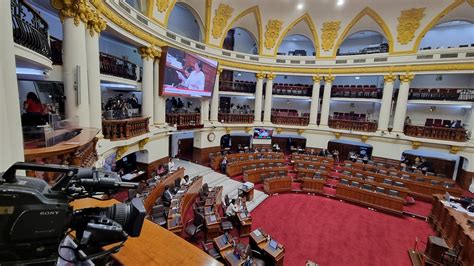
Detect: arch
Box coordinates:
(338, 30, 387, 55)
(219, 6, 263, 55)
(273, 13, 319, 57)
(277, 34, 316, 56)
(419, 20, 474, 49)
(412, 0, 468, 52)
(166, 2, 205, 42)
(333, 7, 393, 57)
(224, 27, 259, 54)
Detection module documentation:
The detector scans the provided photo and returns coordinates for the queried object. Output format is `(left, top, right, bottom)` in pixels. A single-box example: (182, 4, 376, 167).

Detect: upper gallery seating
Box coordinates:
(272, 83, 313, 97)
(331, 85, 382, 99)
(219, 80, 256, 93)
(337, 43, 389, 56)
(409, 88, 474, 101)
(404, 118, 467, 141)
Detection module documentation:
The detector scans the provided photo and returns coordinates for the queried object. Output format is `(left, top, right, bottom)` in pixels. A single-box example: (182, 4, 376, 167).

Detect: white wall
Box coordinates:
(232, 28, 257, 54)
(167, 3, 201, 41)
(406, 104, 470, 126)
(339, 35, 386, 54)
(273, 75, 313, 84)
(329, 101, 381, 121)
(420, 23, 474, 49)
(411, 74, 474, 88)
(170, 131, 194, 157)
(99, 36, 142, 66)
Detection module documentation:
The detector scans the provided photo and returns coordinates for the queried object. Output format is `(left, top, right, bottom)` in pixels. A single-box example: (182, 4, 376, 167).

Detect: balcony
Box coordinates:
(218, 113, 254, 124)
(11, 0, 51, 59)
(50, 36, 62, 65)
(102, 117, 150, 141)
(409, 88, 474, 102)
(220, 80, 256, 94)
(331, 85, 382, 99)
(329, 118, 377, 132)
(404, 124, 467, 142)
(100, 52, 141, 81)
(273, 83, 312, 97)
(271, 113, 309, 126)
(166, 112, 202, 130)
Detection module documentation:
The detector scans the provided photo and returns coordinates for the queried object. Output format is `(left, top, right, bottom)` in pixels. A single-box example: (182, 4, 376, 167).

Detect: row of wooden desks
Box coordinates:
(226, 159, 286, 177)
(211, 152, 284, 170)
(167, 176, 203, 233)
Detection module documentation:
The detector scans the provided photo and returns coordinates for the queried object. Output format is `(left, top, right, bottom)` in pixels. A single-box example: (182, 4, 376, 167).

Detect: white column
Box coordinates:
(85, 13, 105, 132)
(309, 76, 322, 126)
(201, 98, 210, 124)
(254, 73, 266, 123)
(263, 73, 275, 122)
(0, 0, 24, 169)
(319, 75, 335, 127)
(139, 46, 158, 125)
(210, 69, 221, 122)
(63, 17, 90, 127)
(392, 74, 415, 133)
(153, 57, 166, 125)
(377, 74, 396, 132)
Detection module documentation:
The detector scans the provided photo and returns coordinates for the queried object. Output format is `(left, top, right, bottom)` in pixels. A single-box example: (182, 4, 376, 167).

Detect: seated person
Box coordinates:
(180, 175, 191, 186)
(168, 158, 177, 172)
(220, 156, 228, 173)
(161, 185, 174, 207)
(225, 198, 241, 218)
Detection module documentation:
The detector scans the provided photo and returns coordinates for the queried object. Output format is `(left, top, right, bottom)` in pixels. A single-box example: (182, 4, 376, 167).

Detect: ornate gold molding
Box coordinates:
(321, 21, 341, 51)
(450, 146, 460, 154)
(335, 132, 341, 139)
(116, 145, 129, 160)
(324, 75, 335, 83)
(400, 73, 415, 83)
(245, 127, 252, 133)
(256, 72, 266, 79)
(383, 74, 397, 83)
(276, 128, 283, 134)
(312, 76, 322, 83)
(86, 8, 106, 36)
(397, 8, 425, 45)
(264, 19, 283, 49)
(139, 46, 161, 60)
(297, 129, 304, 135)
(139, 138, 149, 150)
(52, 0, 91, 25)
(266, 73, 276, 80)
(412, 141, 421, 149)
(211, 4, 234, 39)
(225, 127, 232, 134)
(361, 135, 368, 143)
(157, 0, 171, 13)
(217, 68, 223, 75)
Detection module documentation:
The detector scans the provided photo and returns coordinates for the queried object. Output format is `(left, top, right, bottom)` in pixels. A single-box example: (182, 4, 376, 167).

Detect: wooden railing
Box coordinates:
(329, 118, 377, 132)
(272, 84, 312, 97)
(99, 52, 141, 81)
(404, 125, 467, 142)
(271, 114, 309, 126)
(102, 117, 150, 141)
(331, 87, 382, 99)
(166, 113, 201, 129)
(218, 113, 254, 124)
(219, 80, 256, 93)
(11, 0, 51, 58)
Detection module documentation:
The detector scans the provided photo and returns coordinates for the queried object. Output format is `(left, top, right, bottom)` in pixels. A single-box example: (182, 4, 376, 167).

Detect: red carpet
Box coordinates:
(250, 193, 434, 266)
(403, 200, 432, 218)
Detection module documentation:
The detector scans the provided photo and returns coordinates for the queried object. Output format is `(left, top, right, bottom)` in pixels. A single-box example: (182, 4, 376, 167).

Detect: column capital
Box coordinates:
(312, 75, 322, 82)
(86, 9, 106, 37)
(266, 73, 276, 80)
(399, 73, 415, 83)
(383, 74, 397, 83)
(139, 46, 161, 60)
(52, 0, 91, 26)
(256, 72, 266, 79)
(324, 75, 335, 83)
(217, 68, 223, 75)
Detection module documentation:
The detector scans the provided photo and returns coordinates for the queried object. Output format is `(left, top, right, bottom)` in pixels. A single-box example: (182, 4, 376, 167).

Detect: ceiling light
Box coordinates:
(355, 76, 360, 80)
(337, 0, 344, 6)
(297, 3, 304, 10)
(101, 83, 137, 89)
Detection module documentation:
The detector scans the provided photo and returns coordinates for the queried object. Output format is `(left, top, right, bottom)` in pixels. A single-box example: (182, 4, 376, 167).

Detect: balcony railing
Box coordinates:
(220, 80, 256, 94)
(409, 88, 474, 101)
(102, 117, 150, 141)
(50, 36, 62, 65)
(218, 113, 254, 124)
(331, 86, 382, 99)
(99, 52, 141, 81)
(166, 113, 202, 129)
(271, 114, 309, 126)
(11, 0, 51, 58)
(404, 124, 467, 142)
(329, 118, 377, 132)
(272, 84, 312, 97)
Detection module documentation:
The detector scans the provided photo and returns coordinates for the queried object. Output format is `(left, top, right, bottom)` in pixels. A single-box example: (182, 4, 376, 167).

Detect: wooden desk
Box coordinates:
(291, 154, 334, 164)
(211, 152, 284, 170)
(71, 198, 221, 265)
(249, 228, 285, 266)
(294, 168, 329, 179)
(237, 212, 252, 237)
(205, 214, 222, 241)
(226, 159, 286, 177)
(301, 177, 326, 194)
(243, 167, 288, 183)
(238, 185, 254, 201)
(214, 234, 233, 253)
(339, 174, 411, 200)
(222, 250, 245, 266)
(143, 167, 185, 213)
(430, 195, 474, 266)
(263, 177, 292, 194)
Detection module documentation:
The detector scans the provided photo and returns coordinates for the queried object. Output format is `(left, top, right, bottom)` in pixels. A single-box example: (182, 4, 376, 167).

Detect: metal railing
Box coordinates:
(409, 88, 474, 101)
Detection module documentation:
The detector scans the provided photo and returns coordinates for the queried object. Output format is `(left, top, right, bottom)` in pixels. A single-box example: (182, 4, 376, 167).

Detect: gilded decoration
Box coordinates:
(266, 73, 276, 80)
(412, 141, 421, 149)
(383, 74, 397, 83)
(139, 138, 149, 150)
(321, 21, 341, 51)
(450, 146, 460, 154)
(256, 72, 266, 79)
(157, 0, 170, 13)
(397, 8, 425, 45)
(335, 132, 341, 139)
(361, 135, 368, 143)
(400, 73, 415, 83)
(312, 76, 322, 83)
(116, 146, 129, 160)
(264, 19, 283, 49)
(324, 75, 335, 83)
(51, 0, 91, 25)
(139, 46, 160, 60)
(86, 9, 106, 36)
(211, 4, 234, 39)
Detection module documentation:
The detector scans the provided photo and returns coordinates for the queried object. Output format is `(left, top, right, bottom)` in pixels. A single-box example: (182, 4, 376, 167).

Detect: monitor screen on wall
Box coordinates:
(159, 46, 217, 97)
(253, 128, 273, 139)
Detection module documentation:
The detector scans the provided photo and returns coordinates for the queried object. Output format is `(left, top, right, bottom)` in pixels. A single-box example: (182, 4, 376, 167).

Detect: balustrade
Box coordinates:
(331, 85, 382, 99)
(409, 88, 474, 101)
(404, 124, 467, 142)
(271, 114, 309, 126)
(272, 83, 312, 97)
(218, 113, 254, 124)
(166, 113, 201, 129)
(219, 80, 256, 93)
(99, 52, 141, 81)
(102, 117, 150, 141)
(328, 118, 377, 132)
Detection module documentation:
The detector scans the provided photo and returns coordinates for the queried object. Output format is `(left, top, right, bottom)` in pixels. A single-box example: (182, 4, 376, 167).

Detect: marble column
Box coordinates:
(319, 75, 335, 127)
(210, 68, 222, 122)
(263, 73, 275, 122)
(309, 76, 322, 126)
(392, 74, 415, 133)
(254, 73, 266, 123)
(139, 46, 160, 125)
(377, 74, 396, 132)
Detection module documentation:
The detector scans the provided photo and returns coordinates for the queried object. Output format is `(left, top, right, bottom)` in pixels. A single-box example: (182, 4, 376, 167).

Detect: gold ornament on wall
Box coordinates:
(399, 73, 415, 83)
(52, 0, 91, 26)
(86, 9, 107, 36)
(116, 146, 129, 160)
(276, 128, 283, 134)
(412, 141, 421, 149)
(266, 73, 276, 80)
(324, 75, 335, 83)
(256, 72, 266, 79)
(383, 74, 396, 83)
(245, 127, 252, 133)
(450, 146, 460, 154)
(157, 0, 170, 13)
(139, 46, 160, 60)
(264, 19, 283, 49)
(335, 132, 341, 139)
(225, 127, 232, 134)
(211, 4, 234, 39)
(361, 135, 368, 143)
(297, 129, 304, 135)
(321, 21, 341, 51)
(397, 8, 425, 45)
(312, 75, 322, 83)
(139, 138, 149, 150)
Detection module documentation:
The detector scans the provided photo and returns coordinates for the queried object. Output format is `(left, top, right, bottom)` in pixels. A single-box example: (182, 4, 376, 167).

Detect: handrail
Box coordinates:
(219, 80, 256, 94)
(166, 112, 201, 127)
(331, 87, 382, 99)
(99, 52, 141, 81)
(409, 88, 474, 102)
(271, 114, 309, 126)
(329, 118, 377, 132)
(11, 0, 51, 58)
(218, 113, 254, 124)
(102, 116, 150, 141)
(404, 124, 467, 142)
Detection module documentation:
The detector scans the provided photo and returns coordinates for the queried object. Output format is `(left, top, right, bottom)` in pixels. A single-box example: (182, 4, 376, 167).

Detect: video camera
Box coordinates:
(0, 162, 146, 264)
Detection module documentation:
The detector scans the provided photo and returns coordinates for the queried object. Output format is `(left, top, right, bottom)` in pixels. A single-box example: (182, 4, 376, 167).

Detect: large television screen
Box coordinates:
(160, 46, 218, 97)
(253, 128, 273, 139)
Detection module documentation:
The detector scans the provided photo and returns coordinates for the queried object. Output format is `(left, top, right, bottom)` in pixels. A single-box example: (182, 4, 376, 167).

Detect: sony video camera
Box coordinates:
(0, 162, 146, 264)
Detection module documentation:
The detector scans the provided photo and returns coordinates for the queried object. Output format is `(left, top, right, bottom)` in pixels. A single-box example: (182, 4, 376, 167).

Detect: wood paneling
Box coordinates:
(264, 177, 292, 194)
(244, 167, 288, 184)
(327, 141, 373, 161)
(226, 159, 286, 177)
(192, 146, 222, 165)
(211, 152, 284, 171)
(177, 138, 194, 161)
(336, 184, 405, 214)
(143, 168, 185, 213)
(138, 156, 169, 180)
(457, 169, 473, 191)
(402, 153, 455, 178)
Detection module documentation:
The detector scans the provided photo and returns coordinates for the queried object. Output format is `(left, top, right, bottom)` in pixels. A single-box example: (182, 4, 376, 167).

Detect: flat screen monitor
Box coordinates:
(253, 128, 273, 139)
(269, 239, 278, 250)
(160, 46, 218, 97)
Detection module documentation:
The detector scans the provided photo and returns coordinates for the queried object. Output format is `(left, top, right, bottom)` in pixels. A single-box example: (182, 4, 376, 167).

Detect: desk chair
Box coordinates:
(276, 162, 283, 167)
(351, 181, 359, 187)
(220, 216, 233, 232)
(313, 172, 322, 179)
(362, 184, 373, 191)
(185, 213, 205, 241)
(366, 176, 375, 182)
(441, 240, 463, 264)
(383, 179, 392, 185)
(443, 182, 454, 188)
(355, 173, 364, 179)
(394, 181, 404, 187)
(151, 205, 167, 226)
(278, 171, 286, 176)
(201, 241, 221, 259)
(431, 180, 441, 186)
(416, 177, 425, 182)
(340, 179, 349, 185)
(376, 187, 385, 193)
(388, 190, 399, 197)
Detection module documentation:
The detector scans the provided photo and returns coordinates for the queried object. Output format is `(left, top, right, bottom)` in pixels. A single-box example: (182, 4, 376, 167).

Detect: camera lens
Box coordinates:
(104, 203, 130, 228)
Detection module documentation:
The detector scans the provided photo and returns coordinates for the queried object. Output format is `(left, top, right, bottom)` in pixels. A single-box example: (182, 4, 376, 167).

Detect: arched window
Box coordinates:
(338, 30, 388, 56)
(277, 34, 315, 56)
(223, 27, 258, 54)
(124, 0, 146, 13)
(419, 20, 474, 50)
(167, 3, 203, 42)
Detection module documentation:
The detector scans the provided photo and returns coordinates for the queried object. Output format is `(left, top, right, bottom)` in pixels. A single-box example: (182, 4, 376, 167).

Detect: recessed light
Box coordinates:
(297, 3, 304, 10)
(337, 0, 344, 6)
(355, 76, 360, 80)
